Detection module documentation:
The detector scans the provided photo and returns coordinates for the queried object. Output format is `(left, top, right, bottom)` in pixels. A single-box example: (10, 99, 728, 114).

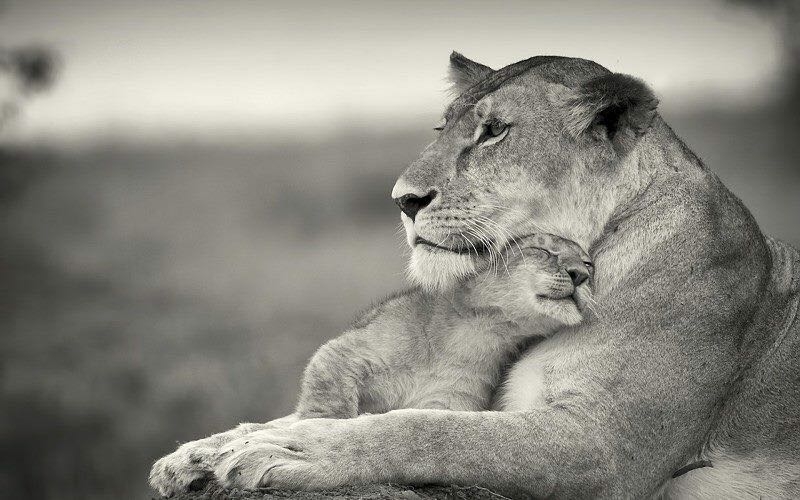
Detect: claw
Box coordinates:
(187, 474, 212, 492)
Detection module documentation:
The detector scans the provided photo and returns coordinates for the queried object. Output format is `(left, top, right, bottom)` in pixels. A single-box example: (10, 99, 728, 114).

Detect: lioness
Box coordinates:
(151, 53, 800, 498)
(149, 234, 593, 495)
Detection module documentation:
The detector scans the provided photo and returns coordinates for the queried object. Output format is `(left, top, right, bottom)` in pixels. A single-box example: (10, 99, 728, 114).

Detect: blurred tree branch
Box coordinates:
(0, 45, 60, 130)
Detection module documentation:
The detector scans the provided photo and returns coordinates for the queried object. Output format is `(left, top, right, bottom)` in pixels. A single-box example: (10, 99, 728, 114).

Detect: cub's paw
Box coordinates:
(149, 440, 217, 497)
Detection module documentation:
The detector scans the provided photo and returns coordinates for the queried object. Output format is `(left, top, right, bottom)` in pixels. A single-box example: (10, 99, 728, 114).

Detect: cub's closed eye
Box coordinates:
(433, 118, 446, 131)
(475, 118, 510, 146)
(527, 247, 552, 259)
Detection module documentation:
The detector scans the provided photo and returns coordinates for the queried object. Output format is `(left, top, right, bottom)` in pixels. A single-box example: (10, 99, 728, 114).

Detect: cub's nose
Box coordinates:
(393, 190, 437, 221)
(566, 264, 590, 287)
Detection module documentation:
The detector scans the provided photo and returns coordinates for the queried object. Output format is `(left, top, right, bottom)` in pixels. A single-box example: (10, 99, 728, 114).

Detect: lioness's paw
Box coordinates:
(149, 441, 217, 497)
(214, 420, 354, 491)
(149, 417, 299, 496)
(215, 439, 297, 489)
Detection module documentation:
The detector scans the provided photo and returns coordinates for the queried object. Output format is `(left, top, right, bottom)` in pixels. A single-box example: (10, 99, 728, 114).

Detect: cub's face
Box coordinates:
(392, 54, 658, 291)
(465, 234, 595, 327)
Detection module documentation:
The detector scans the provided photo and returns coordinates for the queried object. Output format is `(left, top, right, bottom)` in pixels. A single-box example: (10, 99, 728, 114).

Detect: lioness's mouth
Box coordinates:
(414, 236, 490, 255)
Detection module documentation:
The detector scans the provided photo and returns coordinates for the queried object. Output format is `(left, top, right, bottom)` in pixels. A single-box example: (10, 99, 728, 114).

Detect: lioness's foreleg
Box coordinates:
(213, 301, 741, 499)
(212, 408, 616, 498)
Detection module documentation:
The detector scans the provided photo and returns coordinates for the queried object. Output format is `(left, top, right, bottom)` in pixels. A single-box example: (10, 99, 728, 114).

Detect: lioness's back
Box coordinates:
(724, 237, 800, 451)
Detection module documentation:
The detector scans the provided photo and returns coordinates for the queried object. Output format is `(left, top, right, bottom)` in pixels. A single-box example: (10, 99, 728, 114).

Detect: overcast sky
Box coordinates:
(0, 0, 785, 144)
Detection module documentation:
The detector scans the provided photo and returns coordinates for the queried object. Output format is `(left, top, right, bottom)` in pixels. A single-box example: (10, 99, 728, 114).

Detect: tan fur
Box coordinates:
(150, 54, 800, 498)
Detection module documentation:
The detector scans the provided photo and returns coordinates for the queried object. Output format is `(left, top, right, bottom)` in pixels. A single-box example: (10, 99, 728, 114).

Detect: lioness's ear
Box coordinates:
(563, 73, 658, 153)
(448, 51, 493, 95)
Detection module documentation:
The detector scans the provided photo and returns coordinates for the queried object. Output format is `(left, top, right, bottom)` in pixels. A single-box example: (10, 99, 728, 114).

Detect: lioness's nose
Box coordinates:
(393, 190, 436, 221)
(566, 264, 590, 287)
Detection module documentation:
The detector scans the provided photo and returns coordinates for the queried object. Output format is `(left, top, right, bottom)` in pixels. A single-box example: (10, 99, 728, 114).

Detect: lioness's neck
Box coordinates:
(601, 119, 704, 234)
(585, 118, 713, 289)
(554, 119, 690, 251)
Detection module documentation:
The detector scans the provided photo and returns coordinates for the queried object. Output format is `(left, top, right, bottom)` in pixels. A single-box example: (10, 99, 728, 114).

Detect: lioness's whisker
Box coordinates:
(472, 219, 513, 277)
(463, 228, 496, 287)
(462, 218, 493, 255)
(464, 222, 495, 264)
(461, 231, 482, 264)
(464, 219, 502, 279)
(472, 215, 521, 273)
(475, 204, 560, 237)
(468, 217, 508, 278)
(583, 294, 602, 319)
(473, 214, 526, 266)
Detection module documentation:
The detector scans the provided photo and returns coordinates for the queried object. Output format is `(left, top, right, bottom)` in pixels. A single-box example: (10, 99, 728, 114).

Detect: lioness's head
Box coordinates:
(393, 52, 659, 290)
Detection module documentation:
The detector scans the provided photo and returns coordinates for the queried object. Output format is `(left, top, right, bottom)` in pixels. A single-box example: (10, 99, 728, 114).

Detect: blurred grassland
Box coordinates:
(1, 107, 798, 499)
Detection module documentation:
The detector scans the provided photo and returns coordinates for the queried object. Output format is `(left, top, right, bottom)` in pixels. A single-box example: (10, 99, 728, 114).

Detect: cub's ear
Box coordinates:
(448, 51, 493, 95)
(563, 73, 658, 153)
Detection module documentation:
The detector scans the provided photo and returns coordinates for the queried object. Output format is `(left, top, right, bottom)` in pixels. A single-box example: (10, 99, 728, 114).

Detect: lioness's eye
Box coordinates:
(584, 261, 594, 271)
(475, 118, 510, 146)
(489, 120, 506, 137)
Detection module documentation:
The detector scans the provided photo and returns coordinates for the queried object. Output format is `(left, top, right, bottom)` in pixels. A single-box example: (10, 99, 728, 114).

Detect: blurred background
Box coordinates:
(0, 0, 798, 498)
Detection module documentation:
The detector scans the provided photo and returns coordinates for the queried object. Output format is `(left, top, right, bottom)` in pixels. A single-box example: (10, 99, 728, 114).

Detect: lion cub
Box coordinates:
(148, 234, 594, 496)
(295, 233, 594, 417)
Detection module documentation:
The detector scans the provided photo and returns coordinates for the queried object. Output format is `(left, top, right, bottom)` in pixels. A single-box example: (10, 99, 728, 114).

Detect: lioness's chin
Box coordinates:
(407, 245, 478, 292)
